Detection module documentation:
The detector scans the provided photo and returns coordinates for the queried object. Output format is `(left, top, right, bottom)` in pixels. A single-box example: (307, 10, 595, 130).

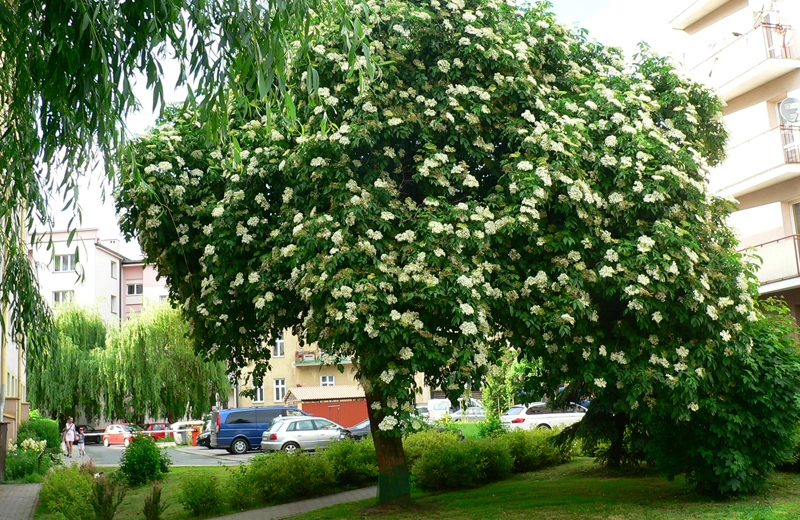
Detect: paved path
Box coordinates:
(84, 443, 257, 467)
(0, 483, 42, 520)
(212, 486, 377, 519)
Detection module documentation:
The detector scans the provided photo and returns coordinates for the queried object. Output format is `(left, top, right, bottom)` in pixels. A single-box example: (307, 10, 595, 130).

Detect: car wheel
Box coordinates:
(536, 424, 551, 430)
(124, 438, 131, 447)
(230, 438, 249, 455)
(103, 438, 109, 447)
(282, 442, 300, 454)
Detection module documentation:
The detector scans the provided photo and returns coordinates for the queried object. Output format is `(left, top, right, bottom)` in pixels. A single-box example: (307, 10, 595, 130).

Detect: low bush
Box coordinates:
(411, 440, 483, 491)
(18, 410, 60, 451)
(502, 429, 573, 473)
(323, 438, 378, 488)
(249, 452, 335, 504)
(119, 435, 171, 485)
(143, 484, 169, 520)
(180, 473, 223, 516)
(4, 438, 52, 482)
(474, 437, 514, 482)
(155, 434, 175, 443)
(478, 414, 506, 438)
(92, 473, 127, 520)
(39, 466, 94, 520)
(223, 464, 260, 510)
(403, 429, 461, 467)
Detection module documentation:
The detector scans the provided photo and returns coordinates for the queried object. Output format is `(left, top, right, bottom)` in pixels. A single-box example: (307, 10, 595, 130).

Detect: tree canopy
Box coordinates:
(116, 0, 800, 499)
(0, 0, 367, 359)
(28, 303, 230, 424)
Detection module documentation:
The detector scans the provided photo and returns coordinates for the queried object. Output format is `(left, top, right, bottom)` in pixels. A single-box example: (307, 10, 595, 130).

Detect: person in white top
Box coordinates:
(62, 417, 76, 458)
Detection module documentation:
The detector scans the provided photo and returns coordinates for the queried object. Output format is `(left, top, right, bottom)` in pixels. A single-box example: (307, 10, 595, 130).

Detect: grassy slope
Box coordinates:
(292, 458, 800, 520)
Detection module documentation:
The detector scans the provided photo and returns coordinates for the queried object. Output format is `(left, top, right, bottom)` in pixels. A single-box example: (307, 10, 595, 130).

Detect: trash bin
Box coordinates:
(191, 426, 202, 446)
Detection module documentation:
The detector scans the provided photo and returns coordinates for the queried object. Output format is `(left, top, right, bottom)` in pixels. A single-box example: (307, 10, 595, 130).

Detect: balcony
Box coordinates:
(744, 235, 800, 294)
(709, 125, 800, 197)
(294, 350, 352, 366)
(689, 23, 800, 101)
(670, 0, 735, 31)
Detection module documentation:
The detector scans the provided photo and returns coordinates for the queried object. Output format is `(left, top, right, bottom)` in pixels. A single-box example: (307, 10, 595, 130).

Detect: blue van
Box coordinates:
(210, 406, 309, 454)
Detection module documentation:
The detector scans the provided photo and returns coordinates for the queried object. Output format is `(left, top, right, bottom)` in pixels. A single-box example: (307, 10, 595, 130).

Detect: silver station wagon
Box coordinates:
(261, 416, 348, 453)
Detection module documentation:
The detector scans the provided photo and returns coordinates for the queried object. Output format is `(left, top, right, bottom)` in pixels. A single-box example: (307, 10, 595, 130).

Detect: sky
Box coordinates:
(50, 0, 693, 259)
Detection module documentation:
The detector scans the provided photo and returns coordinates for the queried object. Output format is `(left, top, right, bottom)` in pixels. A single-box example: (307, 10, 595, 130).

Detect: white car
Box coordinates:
(500, 402, 587, 431)
(450, 406, 486, 422)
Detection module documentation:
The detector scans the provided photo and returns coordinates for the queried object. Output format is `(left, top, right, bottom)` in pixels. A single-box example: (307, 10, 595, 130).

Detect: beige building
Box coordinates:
(232, 329, 433, 409)
(671, 0, 800, 317)
(1, 224, 31, 443)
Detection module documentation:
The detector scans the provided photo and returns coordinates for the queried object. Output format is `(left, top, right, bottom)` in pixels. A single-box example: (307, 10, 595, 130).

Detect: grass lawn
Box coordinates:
(34, 466, 242, 520)
(291, 458, 800, 520)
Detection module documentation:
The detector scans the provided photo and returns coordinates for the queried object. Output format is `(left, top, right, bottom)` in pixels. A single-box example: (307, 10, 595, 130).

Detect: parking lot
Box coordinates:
(79, 443, 260, 467)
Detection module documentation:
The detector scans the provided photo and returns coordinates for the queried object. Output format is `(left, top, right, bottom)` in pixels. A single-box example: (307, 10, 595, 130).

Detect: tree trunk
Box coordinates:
(365, 390, 411, 506)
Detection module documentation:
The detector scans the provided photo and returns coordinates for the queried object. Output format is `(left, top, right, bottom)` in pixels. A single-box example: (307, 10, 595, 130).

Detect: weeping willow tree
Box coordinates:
(27, 305, 106, 425)
(102, 304, 230, 424)
(28, 303, 230, 424)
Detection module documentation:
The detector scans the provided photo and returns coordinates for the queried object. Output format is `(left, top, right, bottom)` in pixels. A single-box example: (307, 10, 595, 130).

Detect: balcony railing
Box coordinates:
(709, 125, 800, 195)
(742, 235, 800, 285)
(294, 350, 352, 366)
(689, 22, 800, 99)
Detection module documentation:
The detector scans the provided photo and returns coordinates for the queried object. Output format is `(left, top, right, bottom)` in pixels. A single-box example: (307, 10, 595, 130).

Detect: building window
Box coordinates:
(53, 290, 74, 304)
(127, 283, 144, 295)
(110, 295, 117, 313)
(53, 254, 76, 272)
(272, 333, 285, 358)
(321, 375, 335, 387)
(159, 295, 168, 302)
(111, 261, 118, 279)
(252, 385, 265, 403)
(274, 378, 286, 402)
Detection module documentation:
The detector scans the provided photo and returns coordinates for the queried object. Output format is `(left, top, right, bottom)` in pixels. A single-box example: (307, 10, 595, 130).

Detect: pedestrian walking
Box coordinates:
(62, 417, 76, 458)
(77, 427, 86, 457)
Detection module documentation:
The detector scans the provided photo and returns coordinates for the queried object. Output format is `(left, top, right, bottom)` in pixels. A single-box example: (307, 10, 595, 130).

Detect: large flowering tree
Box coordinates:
(116, 0, 800, 500)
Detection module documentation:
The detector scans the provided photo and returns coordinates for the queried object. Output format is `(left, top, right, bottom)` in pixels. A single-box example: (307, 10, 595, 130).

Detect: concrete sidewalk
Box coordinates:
(0, 483, 42, 520)
(212, 486, 377, 519)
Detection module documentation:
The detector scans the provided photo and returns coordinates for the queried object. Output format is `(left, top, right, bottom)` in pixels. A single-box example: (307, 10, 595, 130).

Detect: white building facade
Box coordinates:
(671, 0, 800, 317)
(32, 229, 124, 323)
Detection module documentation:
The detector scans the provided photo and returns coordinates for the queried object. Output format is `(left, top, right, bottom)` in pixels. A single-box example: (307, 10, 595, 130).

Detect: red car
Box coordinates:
(145, 422, 172, 440)
(102, 424, 135, 447)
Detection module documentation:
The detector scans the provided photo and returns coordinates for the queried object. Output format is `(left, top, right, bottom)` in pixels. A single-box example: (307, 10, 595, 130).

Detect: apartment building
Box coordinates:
(1, 227, 31, 443)
(671, 0, 800, 318)
(32, 228, 168, 323)
(233, 329, 433, 423)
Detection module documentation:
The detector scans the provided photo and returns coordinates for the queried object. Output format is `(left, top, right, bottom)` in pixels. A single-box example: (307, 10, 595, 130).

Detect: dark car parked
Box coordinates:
(210, 406, 310, 454)
(345, 419, 372, 440)
(77, 425, 102, 444)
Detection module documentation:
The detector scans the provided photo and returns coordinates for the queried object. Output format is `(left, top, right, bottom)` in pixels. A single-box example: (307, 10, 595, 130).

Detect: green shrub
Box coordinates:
(323, 437, 378, 488)
(4, 449, 42, 481)
(18, 410, 60, 451)
(119, 435, 171, 485)
(478, 414, 506, 438)
(223, 464, 260, 510)
(143, 484, 169, 520)
(403, 429, 461, 467)
(92, 473, 127, 520)
(502, 429, 572, 473)
(474, 437, 514, 482)
(39, 466, 94, 520)
(181, 473, 223, 516)
(249, 452, 335, 503)
(410, 440, 482, 491)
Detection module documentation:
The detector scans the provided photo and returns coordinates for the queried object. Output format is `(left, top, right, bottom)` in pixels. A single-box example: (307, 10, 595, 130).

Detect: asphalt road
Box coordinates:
(74, 443, 260, 467)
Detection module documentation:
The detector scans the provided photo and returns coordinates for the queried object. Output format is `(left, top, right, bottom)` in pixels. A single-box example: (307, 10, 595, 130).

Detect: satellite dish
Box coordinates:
(779, 98, 800, 124)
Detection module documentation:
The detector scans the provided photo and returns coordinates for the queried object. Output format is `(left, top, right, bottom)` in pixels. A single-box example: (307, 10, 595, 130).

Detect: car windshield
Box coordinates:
(122, 426, 133, 432)
(502, 407, 524, 416)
